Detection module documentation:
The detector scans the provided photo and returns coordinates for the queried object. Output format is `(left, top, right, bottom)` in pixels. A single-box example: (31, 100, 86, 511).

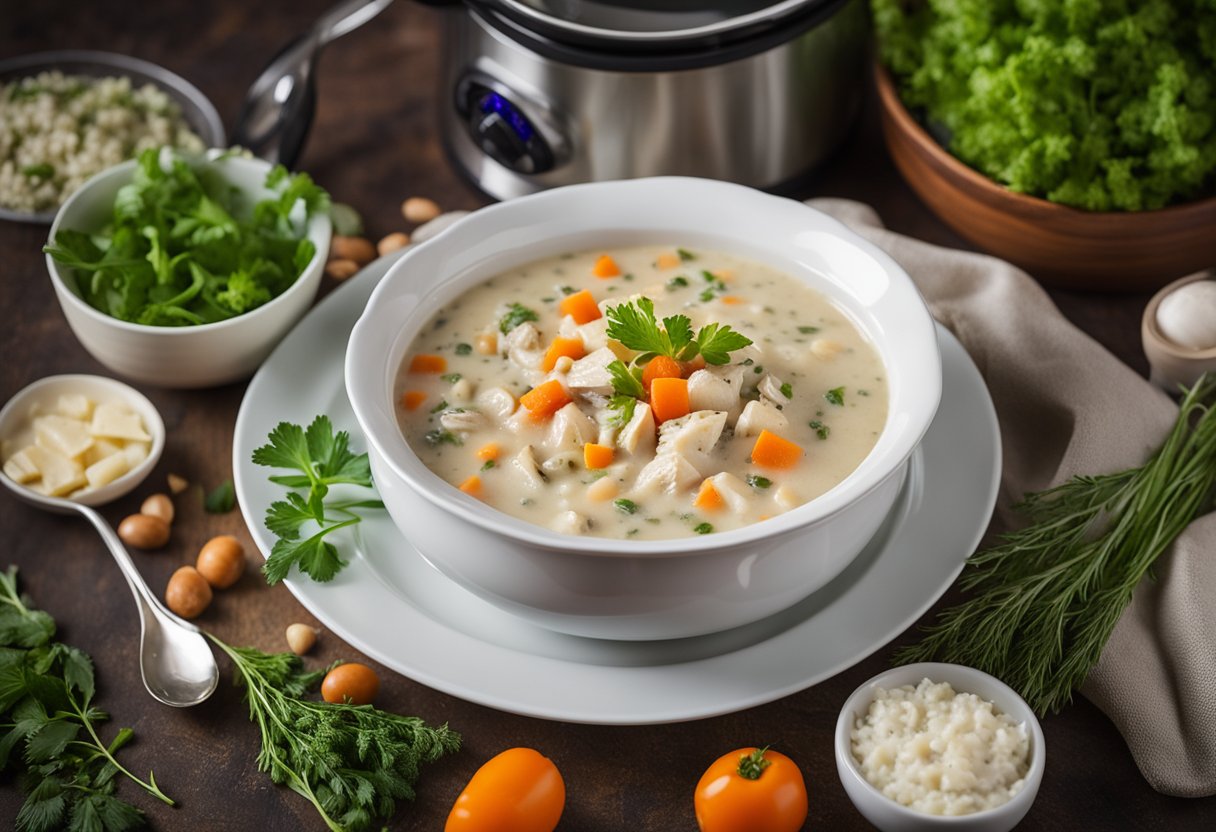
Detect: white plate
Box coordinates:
(233, 254, 1000, 725)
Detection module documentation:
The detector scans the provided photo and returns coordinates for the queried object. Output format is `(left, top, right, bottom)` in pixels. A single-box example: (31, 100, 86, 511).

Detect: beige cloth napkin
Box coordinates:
(806, 198, 1216, 798)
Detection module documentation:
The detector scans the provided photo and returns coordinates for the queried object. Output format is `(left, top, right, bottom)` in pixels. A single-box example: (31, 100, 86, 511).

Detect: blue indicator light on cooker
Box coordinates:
(479, 92, 534, 143)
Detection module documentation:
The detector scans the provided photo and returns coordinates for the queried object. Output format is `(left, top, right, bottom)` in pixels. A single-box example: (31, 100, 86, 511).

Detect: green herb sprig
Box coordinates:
(252, 416, 384, 584)
(209, 636, 459, 832)
(605, 297, 752, 367)
(0, 567, 171, 832)
(898, 375, 1216, 714)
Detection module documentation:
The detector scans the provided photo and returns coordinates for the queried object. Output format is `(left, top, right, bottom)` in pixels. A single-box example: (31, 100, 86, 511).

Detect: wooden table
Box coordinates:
(3, 2, 1214, 829)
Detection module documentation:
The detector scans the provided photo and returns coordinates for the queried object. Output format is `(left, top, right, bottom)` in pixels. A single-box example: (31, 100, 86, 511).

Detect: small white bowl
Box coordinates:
(0, 374, 165, 508)
(835, 662, 1045, 832)
(346, 177, 941, 640)
(46, 155, 331, 388)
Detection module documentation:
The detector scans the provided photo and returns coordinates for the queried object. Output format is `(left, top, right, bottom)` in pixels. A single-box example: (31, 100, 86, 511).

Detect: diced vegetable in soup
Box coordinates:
(396, 246, 888, 540)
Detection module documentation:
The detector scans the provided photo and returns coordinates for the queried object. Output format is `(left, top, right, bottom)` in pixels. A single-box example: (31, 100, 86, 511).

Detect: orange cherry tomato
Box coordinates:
(445, 747, 565, 832)
(320, 662, 379, 705)
(694, 747, 808, 832)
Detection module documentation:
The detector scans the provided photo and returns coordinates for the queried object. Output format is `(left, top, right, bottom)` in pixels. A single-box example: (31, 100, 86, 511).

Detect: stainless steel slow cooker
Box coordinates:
(437, 0, 869, 200)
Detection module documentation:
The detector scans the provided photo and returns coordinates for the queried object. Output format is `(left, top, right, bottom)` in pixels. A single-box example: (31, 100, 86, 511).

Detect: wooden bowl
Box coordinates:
(875, 65, 1216, 291)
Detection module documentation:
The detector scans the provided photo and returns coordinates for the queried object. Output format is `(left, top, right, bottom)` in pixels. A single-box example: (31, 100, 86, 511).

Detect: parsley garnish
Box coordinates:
(205, 479, 236, 513)
(746, 475, 772, 489)
(252, 416, 384, 584)
(614, 498, 640, 515)
(693, 522, 714, 534)
(209, 636, 459, 831)
(429, 399, 449, 414)
(608, 360, 646, 399)
(441, 373, 462, 384)
(424, 429, 462, 447)
(606, 395, 638, 428)
(499, 302, 539, 334)
(667, 276, 689, 289)
(454, 343, 472, 356)
(825, 387, 845, 406)
(481, 459, 496, 471)
(605, 297, 752, 366)
(677, 248, 695, 261)
(809, 420, 830, 440)
(797, 325, 820, 335)
(22, 163, 54, 179)
(699, 270, 728, 302)
(779, 382, 793, 399)
(560, 285, 577, 295)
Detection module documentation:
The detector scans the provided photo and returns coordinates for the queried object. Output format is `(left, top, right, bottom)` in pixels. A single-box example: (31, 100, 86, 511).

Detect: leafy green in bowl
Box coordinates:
(44, 148, 330, 326)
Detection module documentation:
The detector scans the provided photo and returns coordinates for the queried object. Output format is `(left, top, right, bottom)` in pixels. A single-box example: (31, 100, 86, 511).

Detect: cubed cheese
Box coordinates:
(82, 438, 123, 467)
(34, 414, 95, 458)
(24, 445, 86, 496)
(123, 442, 150, 468)
(3, 448, 41, 484)
(90, 402, 150, 442)
(56, 393, 94, 420)
(85, 452, 130, 489)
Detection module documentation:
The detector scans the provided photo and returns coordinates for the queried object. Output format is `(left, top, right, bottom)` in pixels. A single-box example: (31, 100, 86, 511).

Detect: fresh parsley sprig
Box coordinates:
(252, 416, 384, 584)
(0, 567, 171, 832)
(605, 297, 752, 366)
(209, 636, 460, 832)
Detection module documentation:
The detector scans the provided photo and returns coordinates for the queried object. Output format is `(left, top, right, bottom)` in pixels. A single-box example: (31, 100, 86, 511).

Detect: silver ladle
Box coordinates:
(230, 0, 395, 168)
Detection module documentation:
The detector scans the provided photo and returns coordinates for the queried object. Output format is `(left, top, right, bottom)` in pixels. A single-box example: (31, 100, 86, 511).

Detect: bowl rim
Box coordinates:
(45, 153, 332, 337)
(0, 373, 166, 508)
(834, 661, 1046, 824)
(345, 175, 942, 557)
(874, 63, 1216, 221)
(1141, 272, 1216, 361)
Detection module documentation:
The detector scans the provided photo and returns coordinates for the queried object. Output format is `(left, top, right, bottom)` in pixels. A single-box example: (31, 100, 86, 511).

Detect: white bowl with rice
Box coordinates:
(835, 662, 1045, 832)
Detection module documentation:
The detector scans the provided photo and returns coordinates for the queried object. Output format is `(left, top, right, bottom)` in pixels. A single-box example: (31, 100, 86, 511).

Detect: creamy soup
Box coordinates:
(396, 245, 888, 540)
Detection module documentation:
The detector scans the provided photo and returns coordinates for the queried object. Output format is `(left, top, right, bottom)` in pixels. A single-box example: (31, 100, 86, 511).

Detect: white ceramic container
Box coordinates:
(46, 155, 331, 388)
(835, 662, 1045, 832)
(345, 177, 941, 640)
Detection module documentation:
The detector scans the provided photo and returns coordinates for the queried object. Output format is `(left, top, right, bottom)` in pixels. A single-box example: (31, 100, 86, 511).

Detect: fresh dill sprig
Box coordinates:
(209, 636, 460, 832)
(897, 374, 1216, 715)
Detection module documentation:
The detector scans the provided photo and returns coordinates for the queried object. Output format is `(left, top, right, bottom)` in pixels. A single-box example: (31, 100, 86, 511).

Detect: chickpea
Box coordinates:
(167, 473, 189, 494)
(321, 662, 380, 705)
(401, 196, 441, 224)
(117, 513, 170, 549)
(196, 535, 245, 589)
(165, 566, 212, 619)
(325, 258, 359, 281)
(140, 493, 175, 525)
(377, 232, 410, 256)
(330, 235, 377, 266)
(474, 333, 498, 356)
(286, 623, 318, 655)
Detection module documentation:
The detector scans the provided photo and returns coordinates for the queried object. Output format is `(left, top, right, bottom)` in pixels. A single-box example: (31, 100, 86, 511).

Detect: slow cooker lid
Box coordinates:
(485, 0, 821, 47)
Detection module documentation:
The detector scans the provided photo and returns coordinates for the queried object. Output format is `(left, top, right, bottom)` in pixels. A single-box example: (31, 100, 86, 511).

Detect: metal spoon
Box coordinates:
(0, 376, 217, 707)
(230, 0, 395, 168)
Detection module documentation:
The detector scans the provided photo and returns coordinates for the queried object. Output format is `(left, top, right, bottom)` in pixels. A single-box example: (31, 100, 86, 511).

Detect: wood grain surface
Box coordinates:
(3, 2, 1214, 830)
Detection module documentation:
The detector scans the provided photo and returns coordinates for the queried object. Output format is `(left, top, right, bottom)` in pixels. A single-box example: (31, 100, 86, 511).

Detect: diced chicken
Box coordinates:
(634, 452, 702, 495)
(687, 370, 741, 419)
(811, 338, 844, 360)
(578, 317, 610, 352)
(758, 373, 790, 405)
(617, 402, 656, 456)
(449, 378, 474, 404)
(505, 322, 544, 370)
(513, 445, 547, 489)
(596, 421, 618, 447)
(565, 347, 617, 395)
(706, 472, 752, 513)
(476, 386, 517, 421)
(735, 399, 789, 438)
(545, 402, 596, 453)
(558, 315, 580, 339)
(655, 410, 727, 474)
(440, 409, 486, 433)
(775, 484, 800, 510)
(551, 510, 592, 535)
(541, 451, 582, 475)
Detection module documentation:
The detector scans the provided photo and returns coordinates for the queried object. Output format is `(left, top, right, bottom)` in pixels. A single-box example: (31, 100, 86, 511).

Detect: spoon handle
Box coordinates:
(73, 504, 200, 634)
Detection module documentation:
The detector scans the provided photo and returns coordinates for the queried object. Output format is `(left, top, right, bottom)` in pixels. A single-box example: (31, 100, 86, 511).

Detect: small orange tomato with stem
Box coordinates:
(694, 747, 808, 832)
(445, 747, 565, 832)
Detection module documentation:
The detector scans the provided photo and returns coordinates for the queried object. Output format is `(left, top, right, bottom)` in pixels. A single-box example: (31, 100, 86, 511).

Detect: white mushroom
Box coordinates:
(687, 369, 741, 420)
(551, 510, 591, 535)
(512, 445, 547, 489)
(735, 399, 789, 438)
(439, 409, 485, 433)
(616, 402, 656, 456)
(655, 410, 727, 474)
(758, 373, 790, 405)
(634, 452, 702, 495)
(565, 347, 617, 395)
(476, 386, 517, 421)
(545, 402, 596, 453)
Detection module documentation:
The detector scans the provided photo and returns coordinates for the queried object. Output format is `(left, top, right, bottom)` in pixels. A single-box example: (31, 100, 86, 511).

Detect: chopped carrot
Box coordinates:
(558, 289, 602, 324)
(584, 443, 614, 470)
(459, 475, 482, 496)
(401, 390, 428, 411)
(656, 252, 680, 270)
(409, 353, 447, 374)
(751, 430, 803, 469)
(650, 377, 690, 423)
(720, 295, 744, 305)
(694, 479, 725, 511)
(476, 442, 500, 462)
(642, 355, 683, 388)
(592, 254, 621, 278)
(542, 337, 586, 372)
(520, 379, 573, 421)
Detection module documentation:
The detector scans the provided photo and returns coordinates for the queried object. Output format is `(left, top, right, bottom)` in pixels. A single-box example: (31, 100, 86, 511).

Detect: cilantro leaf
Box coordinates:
(264, 528, 349, 585)
(265, 493, 314, 540)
